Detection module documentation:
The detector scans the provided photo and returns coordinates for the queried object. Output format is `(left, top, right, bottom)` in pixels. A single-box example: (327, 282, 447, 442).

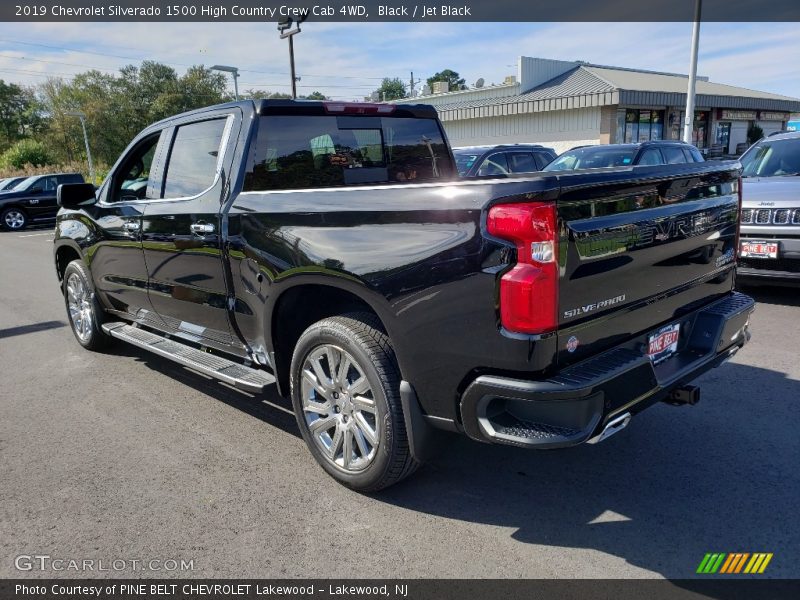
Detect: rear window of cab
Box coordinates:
(244, 115, 455, 191)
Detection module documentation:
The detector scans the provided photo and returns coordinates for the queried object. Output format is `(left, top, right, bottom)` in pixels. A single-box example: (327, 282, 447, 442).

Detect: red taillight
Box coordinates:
(487, 202, 558, 334)
(323, 102, 396, 115)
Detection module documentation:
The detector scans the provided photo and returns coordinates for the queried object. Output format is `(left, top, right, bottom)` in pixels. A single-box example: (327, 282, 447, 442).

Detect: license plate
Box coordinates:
(740, 240, 778, 259)
(647, 323, 680, 364)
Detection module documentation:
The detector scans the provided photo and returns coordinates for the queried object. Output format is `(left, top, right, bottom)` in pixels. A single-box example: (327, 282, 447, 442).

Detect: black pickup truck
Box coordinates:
(54, 100, 754, 491)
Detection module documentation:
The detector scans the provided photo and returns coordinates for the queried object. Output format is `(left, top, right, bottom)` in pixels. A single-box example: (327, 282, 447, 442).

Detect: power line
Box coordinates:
(0, 51, 119, 74)
(0, 38, 406, 82)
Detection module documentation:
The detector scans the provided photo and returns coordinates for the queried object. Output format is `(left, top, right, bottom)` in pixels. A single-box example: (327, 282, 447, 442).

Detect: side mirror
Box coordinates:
(58, 183, 97, 208)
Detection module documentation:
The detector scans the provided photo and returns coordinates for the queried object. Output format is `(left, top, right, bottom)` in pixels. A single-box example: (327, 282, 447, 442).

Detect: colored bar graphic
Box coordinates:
(719, 554, 736, 574)
(700, 552, 773, 574)
(758, 553, 773, 573)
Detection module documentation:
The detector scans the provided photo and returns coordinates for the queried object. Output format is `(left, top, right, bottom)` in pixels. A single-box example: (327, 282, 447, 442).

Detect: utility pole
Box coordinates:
(278, 17, 307, 99)
(409, 71, 416, 98)
(683, 0, 702, 144)
(65, 111, 94, 184)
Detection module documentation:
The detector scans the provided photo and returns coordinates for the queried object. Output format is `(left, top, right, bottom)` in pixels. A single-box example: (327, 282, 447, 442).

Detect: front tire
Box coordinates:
(290, 313, 419, 492)
(63, 259, 112, 351)
(2, 207, 28, 231)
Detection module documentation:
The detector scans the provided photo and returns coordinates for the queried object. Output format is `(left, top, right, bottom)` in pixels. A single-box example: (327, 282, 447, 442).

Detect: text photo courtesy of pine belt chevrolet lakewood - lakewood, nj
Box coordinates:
(0, 0, 799, 597)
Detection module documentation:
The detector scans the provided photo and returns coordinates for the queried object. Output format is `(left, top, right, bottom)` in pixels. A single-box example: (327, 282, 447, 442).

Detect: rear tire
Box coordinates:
(290, 312, 419, 492)
(63, 259, 112, 351)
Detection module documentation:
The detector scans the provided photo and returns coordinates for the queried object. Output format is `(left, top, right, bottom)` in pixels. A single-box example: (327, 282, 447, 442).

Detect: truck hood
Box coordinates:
(742, 176, 800, 208)
(0, 189, 33, 201)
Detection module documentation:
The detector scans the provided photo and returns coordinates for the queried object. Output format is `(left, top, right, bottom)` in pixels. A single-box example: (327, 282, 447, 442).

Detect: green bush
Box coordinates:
(0, 139, 54, 169)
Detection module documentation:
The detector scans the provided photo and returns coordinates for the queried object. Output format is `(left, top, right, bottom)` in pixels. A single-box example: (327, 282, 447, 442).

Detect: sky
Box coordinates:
(0, 21, 798, 100)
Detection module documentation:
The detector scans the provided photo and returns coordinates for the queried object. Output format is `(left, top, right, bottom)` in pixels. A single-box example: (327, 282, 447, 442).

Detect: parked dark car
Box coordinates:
(544, 141, 705, 171)
(0, 172, 84, 230)
(453, 144, 557, 177)
(54, 100, 752, 491)
(737, 131, 800, 284)
(0, 176, 28, 192)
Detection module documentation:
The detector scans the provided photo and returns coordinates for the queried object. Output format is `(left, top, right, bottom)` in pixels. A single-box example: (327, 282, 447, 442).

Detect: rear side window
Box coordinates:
(244, 115, 454, 191)
(477, 153, 509, 176)
(685, 146, 705, 162)
(533, 152, 552, 169)
(662, 146, 688, 164)
(638, 148, 665, 166)
(163, 118, 228, 199)
(507, 152, 538, 173)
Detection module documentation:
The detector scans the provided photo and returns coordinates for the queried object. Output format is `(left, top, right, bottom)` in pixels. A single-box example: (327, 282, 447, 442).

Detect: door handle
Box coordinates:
(190, 222, 215, 235)
(122, 221, 140, 232)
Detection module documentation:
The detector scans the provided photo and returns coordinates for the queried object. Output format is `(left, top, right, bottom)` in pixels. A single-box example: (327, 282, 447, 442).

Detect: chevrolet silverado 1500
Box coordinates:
(53, 100, 753, 491)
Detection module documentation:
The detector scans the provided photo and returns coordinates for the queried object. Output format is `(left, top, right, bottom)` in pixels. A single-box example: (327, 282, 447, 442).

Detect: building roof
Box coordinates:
(584, 65, 796, 102)
(400, 59, 800, 121)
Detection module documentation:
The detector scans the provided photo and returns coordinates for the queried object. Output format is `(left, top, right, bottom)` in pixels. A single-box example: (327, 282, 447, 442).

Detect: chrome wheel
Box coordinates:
(300, 344, 379, 472)
(66, 272, 94, 342)
(4, 209, 26, 229)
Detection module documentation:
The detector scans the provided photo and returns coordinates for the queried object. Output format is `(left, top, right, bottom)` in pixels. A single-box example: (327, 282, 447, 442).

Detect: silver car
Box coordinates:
(738, 131, 800, 284)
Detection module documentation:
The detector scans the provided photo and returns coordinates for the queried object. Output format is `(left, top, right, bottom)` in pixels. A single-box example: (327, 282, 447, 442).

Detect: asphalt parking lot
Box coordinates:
(1, 225, 798, 580)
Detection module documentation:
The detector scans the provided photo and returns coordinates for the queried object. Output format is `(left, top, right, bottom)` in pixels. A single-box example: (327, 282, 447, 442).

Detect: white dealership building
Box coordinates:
(397, 56, 800, 154)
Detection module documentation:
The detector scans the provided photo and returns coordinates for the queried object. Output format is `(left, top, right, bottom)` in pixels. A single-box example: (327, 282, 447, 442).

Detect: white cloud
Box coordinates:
(0, 22, 798, 99)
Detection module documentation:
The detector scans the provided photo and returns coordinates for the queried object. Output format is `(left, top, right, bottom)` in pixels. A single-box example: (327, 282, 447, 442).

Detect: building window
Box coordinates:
(617, 109, 665, 144)
(670, 110, 710, 148)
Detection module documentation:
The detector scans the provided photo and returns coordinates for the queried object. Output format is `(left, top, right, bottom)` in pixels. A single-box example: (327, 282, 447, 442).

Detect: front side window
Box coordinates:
(163, 118, 228, 199)
(111, 132, 163, 202)
(40, 176, 58, 192)
(244, 115, 454, 191)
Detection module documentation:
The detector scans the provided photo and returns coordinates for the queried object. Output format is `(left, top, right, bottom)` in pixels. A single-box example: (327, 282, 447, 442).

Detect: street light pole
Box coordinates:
(683, 0, 702, 144)
(211, 65, 240, 100)
(65, 111, 94, 184)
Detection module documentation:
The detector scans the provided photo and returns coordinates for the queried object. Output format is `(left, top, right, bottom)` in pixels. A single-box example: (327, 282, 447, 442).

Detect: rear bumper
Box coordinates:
(459, 292, 754, 449)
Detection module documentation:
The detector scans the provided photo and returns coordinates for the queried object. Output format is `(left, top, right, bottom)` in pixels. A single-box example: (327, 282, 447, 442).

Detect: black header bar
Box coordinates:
(3, 0, 800, 22)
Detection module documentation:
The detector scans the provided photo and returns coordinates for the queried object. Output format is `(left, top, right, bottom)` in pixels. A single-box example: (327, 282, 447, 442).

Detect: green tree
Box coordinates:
(0, 80, 43, 149)
(747, 122, 764, 145)
(0, 139, 53, 169)
(373, 78, 407, 101)
(305, 91, 328, 100)
(243, 89, 292, 100)
(426, 69, 466, 92)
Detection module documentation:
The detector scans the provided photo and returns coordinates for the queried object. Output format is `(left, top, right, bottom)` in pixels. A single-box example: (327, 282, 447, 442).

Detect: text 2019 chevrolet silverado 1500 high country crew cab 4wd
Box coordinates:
(54, 100, 753, 491)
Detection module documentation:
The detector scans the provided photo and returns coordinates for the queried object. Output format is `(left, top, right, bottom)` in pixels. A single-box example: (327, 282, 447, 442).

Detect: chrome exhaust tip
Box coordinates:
(587, 412, 631, 444)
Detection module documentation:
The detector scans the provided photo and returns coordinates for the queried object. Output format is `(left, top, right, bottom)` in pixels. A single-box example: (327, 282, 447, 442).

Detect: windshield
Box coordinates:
(544, 146, 636, 171)
(453, 150, 482, 176)
(740, 138, 800, 177)
(9, 176, 38, 191)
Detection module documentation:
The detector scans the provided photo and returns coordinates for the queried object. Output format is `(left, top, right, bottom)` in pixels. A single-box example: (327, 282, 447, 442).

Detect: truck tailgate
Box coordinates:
(555, 163, 741, 366)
